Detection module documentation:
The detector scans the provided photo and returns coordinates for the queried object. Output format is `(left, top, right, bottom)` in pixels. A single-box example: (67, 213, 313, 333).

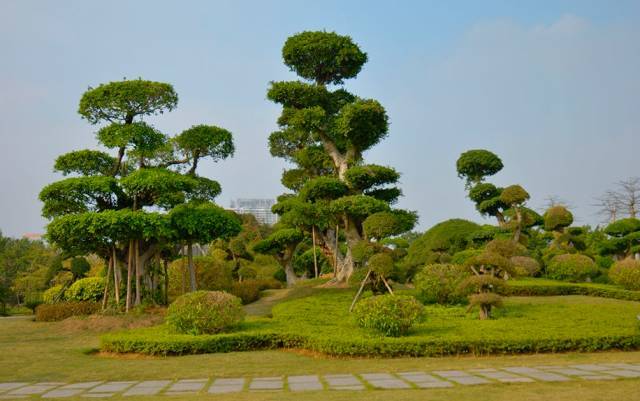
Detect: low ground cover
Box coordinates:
(504, 278, 640, 301)
(102, 289, 640, 357)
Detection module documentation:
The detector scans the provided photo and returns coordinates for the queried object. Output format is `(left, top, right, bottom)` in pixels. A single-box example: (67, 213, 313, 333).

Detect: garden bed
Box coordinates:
(101, 290, 640, 357)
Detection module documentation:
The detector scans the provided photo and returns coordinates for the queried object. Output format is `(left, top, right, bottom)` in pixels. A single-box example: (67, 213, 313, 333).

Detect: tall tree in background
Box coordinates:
(40, 79, 240, 311)
(266, 31, 416, 283)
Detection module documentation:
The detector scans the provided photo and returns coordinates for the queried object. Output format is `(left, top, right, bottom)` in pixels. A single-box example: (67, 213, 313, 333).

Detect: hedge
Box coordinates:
(101, 326, 640, 357)
(35, 301, 100, 321)
(504, 279, 640, 302)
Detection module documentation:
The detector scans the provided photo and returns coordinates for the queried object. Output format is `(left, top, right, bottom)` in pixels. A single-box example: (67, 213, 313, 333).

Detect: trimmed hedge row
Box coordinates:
(101, 327, 640, 357)
(503, 279, 640, 302)
(35, 301, 100, 321)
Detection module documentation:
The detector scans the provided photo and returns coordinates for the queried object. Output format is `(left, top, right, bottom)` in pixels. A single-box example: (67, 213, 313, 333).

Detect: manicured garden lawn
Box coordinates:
(102, 288, 640, 356)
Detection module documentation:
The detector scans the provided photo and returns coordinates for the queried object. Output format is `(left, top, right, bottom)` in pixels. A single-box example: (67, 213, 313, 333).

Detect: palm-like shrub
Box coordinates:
(414, 264, 469, 304)
(353, 295, 424, 337)
(609, 259, 640, 290)
(547, 254, 598, 282)
(166, 291, 244, 335)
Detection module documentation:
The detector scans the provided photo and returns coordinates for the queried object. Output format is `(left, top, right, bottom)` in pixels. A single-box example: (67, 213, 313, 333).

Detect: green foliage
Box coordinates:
(468, 292, 503, 311)
(39, 176, 122, 218)
(69, 257, 90, 279)
(450, 249, 482, 265)
(363, 210, 417, 240)
(253, 229, 304, 255)
(64, 277, 105, 302)
(504, 278, 640, 301)
(367, 253, 394, 277)
(299, 177, 348, 201)
(605, 218, 640, 237)
(414, 264, 469, 304)
(120, 168, 194, 206)
(499, 185, 530, 205)
(547, 254, 598, 282)
(97, 122, 166, 156)
(335, 99, 388, 151)
(174, 125, 235, 163)
(353, 295, 424, 337)
(54, 150, 116, 176)
(170, 202, 242, 244)
(329, 195, 390, 219)
(230, 280, 261, 304)
(544, 206, 574, 231)
(465, 251, 515, 277)
(78, 79, 178, 124)
(238, 265, 257, 281)
(484, 238, 527, 258)
(459, 275, 507, 295)
(456, 149, 503, 186)
(166, 291, 245, 335)
(43, 285, 66, 304)
(511, 256, 541, 276)
(609, 259, 640, 290)
(403, 219, 482, 273)
(282, 31, 367, 85)
(35, 301, 99, 321)
(344, 165, 399, 191)
(468, 183, 500, 203)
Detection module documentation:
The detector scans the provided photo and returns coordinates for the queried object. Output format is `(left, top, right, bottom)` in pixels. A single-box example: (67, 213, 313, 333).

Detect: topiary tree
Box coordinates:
(253, 229, 304, 286)
(353, 294, 424, 337)
(266, 31, 416, 283)
(41, 79, 238, 312)
(599, 218, 640, 260)
(456, 149, 504, 188)
(414, 264, 470, 304)
(69, 257, 90, 280)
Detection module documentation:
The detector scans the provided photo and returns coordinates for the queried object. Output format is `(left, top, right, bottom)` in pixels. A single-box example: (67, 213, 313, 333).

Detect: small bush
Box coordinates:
(353, 295, 424, 337)
(166, 291, 244, 335)
(414, 264, 469, 304)
(253, 278, 283, 291)
(35, 301, 100, 321)
(65, 277, 105, 302)
(547, 254, 598, 282)
(238, 265, 257, 281)
(230, 280, 261, 304)
(511, 256, 541, 277)
(43, 285, 66, 304)
(609, 259, 640, 290)
(24, 293, 43, 312)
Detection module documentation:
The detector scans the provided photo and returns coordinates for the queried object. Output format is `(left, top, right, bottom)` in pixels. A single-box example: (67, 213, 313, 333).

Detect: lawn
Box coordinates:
(101, 287, 640, 356)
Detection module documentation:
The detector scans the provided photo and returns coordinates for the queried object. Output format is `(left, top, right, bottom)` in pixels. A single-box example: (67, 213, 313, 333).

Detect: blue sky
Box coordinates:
(1, 0, 639, 237)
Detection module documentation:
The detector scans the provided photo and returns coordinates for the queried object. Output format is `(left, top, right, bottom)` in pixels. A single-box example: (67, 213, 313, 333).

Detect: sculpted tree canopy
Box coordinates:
(266, 31, 416, 284)
(544, 205, 574, 232)
(456, 149, 503, 188)
(41, 79, 236, 311)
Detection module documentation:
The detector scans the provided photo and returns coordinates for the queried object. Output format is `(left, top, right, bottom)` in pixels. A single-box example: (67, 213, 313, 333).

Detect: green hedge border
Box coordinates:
(101, 328, 640, 357)
(503, 280, 640, 302)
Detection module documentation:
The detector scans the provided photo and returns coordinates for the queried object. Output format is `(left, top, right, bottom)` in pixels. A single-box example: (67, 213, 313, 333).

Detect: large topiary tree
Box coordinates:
(41, 79, 240, 311)
(265, 31, 416, 283)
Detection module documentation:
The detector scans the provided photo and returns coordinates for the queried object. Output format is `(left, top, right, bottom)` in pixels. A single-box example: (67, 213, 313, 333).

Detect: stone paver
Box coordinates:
(43, 381, 104, 398)
(208, 378, 245, 394)
(122, 380, 171, 396)
(433, 370, 490, 385)
(361, 373, 411, 389)
(249, 377, 283, 391)
(469, 368, 534, 383)
(503, 367, 571, 382)
(0, 383, 29, 393)
(600, 369, 640, 378)
(9, 383, 65, 396)
(601, 363, 640, 371)
(324, 374, 365, 390)
(287, 375, 323, 392)
(397, 371, 454, 388)
(87, 381, 136, 394)
(539, 367, 615, 380)
(165, 379, 208, 394)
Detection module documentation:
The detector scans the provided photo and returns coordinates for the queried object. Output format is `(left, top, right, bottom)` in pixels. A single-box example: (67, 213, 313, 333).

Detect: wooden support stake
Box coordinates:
(349, 270, 372, 312)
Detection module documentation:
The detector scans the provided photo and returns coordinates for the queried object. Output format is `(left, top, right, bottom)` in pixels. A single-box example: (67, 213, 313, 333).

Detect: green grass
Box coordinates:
(505, 278, 640, 301)
(102, 289, 640, 356)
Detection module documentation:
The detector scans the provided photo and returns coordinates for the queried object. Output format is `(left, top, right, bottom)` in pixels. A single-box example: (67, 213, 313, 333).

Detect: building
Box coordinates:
(229, 198, 279, 225)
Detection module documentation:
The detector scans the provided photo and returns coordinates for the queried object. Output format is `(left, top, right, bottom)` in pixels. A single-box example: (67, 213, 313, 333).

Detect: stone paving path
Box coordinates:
(1, 362, 639, 399)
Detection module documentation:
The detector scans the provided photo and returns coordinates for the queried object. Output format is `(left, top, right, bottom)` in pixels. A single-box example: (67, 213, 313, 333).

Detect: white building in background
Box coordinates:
(230, 198, 279, 226)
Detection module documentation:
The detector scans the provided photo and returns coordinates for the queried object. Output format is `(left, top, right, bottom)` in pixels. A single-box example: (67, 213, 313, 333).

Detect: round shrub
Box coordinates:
(609, 259, 640, 290)
(166, 291, 245, 335)
(230, 280, 261, 304)
(43, 285, 66, 304)
(353, 295, 424, 337)
(547, 254, 598, 282)
(543, 206, 573, 231)
(368, 253, 394, 277)
(238, 265, 257, 281)
(510, 256, 541, 277)
(414, 264, 469, 304)
(65, 277, 105, 302)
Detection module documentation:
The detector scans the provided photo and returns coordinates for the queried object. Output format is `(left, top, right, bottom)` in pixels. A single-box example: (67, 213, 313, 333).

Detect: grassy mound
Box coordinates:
(102, 289, 640, 357)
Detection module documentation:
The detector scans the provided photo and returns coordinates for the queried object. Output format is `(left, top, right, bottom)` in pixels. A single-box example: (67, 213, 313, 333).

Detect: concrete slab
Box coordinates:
(324, 374, 364, 390)
(397, 372, 454, 388)
(288, 376, 323, 392)
(433, 370, 490, 385)
(42, 389, 84, 398)
(249, 377, 283, 391)
(208, 378, 245, 394)
(470, 369, 534, 383)
(0, 383, 29, 393)
(123, 380, 171, 396)
(503, 367, 571, 382)
(88, 382, 136, 393)
(360, 373, 410, 389)
(165, 379, 207, 393)
(8, 383, 63, 395)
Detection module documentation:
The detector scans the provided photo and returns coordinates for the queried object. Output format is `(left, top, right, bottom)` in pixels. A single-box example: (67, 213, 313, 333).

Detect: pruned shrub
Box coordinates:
(511, 256, 541, 277)
(35, 301, 100, 321)
(547, 254, 598, 282)
(353, 295, 424, 337)
(43, 285, 66, 304)
(414, 264, 469, 304)
(468, 292, 503, 319)
(609, 259, 640, 290)
(65, 277, 105, 302)
(450, 249, 482, 265)
(166, 291, 244, 335)
(238, 265, 257, 281)
(230, 280, 261, 304)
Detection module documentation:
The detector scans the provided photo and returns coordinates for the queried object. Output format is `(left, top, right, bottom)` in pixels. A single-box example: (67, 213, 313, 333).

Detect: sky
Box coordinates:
(0, 0, 639, 237)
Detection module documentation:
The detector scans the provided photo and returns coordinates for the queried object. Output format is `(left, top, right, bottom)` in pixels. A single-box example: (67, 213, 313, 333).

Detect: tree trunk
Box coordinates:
(335, 222, 361, 283)
(135, 240, 141, 306)
(163, 259, 169, 305)
(125, 240, 133, 312)
(479, 304, 491, 320)
(312, 225, 318, 278)
(513, 206, 523, 243)
(101, 255, 113, 311)
(188, 242, 196, 291)
(112, 247, 120, 305)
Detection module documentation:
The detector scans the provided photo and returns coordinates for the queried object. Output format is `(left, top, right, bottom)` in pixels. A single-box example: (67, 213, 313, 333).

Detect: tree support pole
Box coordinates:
(349, 270, 371, 312)
(312, 225, 318, 278)
(101, 255, 113, 311)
